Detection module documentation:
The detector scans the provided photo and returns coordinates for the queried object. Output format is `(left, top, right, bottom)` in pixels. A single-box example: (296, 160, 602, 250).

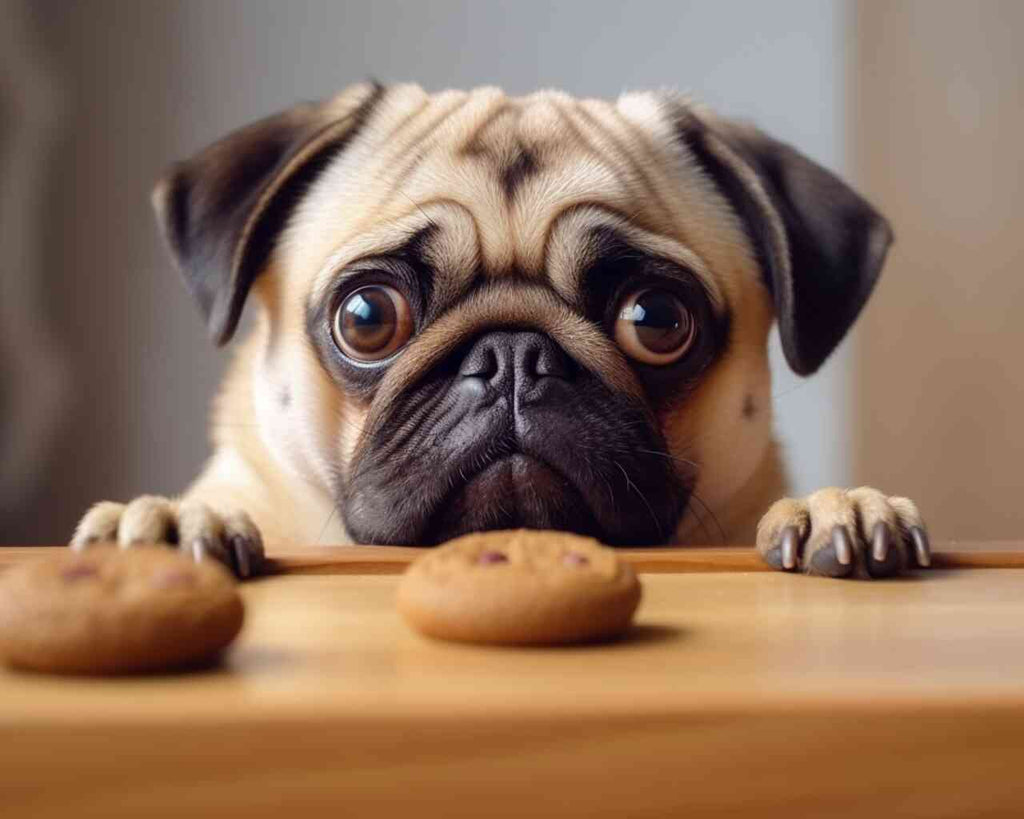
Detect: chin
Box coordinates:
(422, 454, 605, 544)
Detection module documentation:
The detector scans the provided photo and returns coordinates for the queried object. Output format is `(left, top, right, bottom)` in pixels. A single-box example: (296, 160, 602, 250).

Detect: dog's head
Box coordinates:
(154, 83, 891, 545)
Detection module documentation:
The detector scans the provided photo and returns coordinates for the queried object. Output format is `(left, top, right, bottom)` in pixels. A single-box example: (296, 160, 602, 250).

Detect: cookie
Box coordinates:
(0, 546, 244, 674)
(397, 529, 642, 645)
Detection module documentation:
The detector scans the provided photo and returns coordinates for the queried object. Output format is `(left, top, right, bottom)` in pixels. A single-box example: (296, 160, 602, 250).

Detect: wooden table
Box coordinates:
(2, 543, 1024, 818)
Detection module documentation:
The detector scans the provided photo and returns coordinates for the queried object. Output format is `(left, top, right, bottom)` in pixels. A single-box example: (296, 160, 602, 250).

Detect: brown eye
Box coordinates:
(614, 288, 695, 365)
(332, 285, 413, 362)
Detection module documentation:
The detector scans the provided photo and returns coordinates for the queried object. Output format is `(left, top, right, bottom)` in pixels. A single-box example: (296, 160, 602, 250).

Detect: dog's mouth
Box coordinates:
(422, 452, 602, 544)
(343, 414, 689, 547)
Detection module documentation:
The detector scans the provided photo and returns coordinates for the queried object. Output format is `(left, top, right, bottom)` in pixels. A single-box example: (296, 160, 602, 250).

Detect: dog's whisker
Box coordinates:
(770, 380, 815, 403)
(397, 188, 437, 230)
(688, 491, 726, 545)
(315, 506, 338, 546)
(615, 461, 661, 538)
(599, 470, 617, 515)
(683, 492, 715, 545)
(634, 448, 700, 472)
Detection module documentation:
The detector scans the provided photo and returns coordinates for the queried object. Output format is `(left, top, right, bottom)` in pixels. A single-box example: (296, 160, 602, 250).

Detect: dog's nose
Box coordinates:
(457, 330, 574, 399)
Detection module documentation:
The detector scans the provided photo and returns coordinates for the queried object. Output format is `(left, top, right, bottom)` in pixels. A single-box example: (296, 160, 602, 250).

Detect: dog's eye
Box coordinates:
(614, 288, 695, 365)
(332, 285, 413, 362)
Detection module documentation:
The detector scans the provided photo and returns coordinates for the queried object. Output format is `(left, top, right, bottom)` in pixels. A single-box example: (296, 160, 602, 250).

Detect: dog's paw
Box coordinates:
(756, 487, 930, 579)
(70, 496, 264, 578)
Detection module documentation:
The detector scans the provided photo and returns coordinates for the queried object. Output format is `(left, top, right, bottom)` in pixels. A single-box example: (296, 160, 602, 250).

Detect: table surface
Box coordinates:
(3, 543, 1024, 818)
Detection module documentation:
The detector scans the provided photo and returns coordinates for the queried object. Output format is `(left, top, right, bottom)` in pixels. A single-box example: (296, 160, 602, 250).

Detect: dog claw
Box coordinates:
(780, 526, 799, 570)
(232, 536, 251, 578)
(911, 527, 931, 567)
(871, 522, 890, 563)
(832, 526, 853, 566)
(191, 538, 208, 564)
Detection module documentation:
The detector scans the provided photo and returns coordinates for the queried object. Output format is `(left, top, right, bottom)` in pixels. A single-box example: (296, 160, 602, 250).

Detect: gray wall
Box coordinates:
(4, 0, 847, 544)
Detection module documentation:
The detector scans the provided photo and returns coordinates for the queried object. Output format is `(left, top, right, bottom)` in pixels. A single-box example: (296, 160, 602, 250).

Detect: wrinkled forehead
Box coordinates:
(284, 84, 753, 304)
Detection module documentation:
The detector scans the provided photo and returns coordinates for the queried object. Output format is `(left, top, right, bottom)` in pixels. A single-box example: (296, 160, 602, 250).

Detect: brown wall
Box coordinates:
(851, 1, 1024, 539)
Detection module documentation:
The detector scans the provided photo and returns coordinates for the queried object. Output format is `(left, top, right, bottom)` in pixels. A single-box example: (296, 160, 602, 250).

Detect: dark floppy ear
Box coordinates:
(151, 82, 385, 345)
(670, 104, 894, 375)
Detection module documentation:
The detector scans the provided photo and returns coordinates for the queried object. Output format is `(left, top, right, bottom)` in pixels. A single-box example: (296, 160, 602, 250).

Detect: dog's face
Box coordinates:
(154, 83, 891, 545)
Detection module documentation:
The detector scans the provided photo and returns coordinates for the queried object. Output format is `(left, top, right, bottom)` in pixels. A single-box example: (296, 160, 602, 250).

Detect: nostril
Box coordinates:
(459, 345, 499, 379)
(522, 347, 540, 377)
(533, 343, 573, 380)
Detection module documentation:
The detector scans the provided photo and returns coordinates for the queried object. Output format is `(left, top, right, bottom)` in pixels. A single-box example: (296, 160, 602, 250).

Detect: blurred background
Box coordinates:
(1, 0, 1021, 545)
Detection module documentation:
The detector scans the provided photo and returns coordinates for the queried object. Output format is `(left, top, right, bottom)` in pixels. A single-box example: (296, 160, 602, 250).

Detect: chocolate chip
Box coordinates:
(151, 568, 197, 589)
(477, 551, 509, 565)
(61, 563, 99, 582)
(563, 552, 589, 567)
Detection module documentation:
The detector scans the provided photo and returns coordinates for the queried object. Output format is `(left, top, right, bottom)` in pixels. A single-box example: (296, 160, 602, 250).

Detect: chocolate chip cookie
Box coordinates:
(397, 530, 642, 645)
(0, 546, 244, 674)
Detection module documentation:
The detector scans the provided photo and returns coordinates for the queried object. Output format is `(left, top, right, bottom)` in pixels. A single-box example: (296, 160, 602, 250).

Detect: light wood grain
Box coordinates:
(4, 542, 1024, 575)
(2, 546, 1024, 817)
(9, 705, 1024, 819)
(260, 543, 1024, 573)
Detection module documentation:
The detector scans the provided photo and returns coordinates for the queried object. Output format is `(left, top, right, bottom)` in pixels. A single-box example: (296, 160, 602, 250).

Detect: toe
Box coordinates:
(71, 501, 124, 549)
(176, 501, 231, 568)
(223, 511, 264, 578)
(118, 496, 177, 546)
(762, 525, 802, 571)
(910, 526, 932, 568)
(889, 496, 931, 568)
(864, 521, 905, 578)
(756, 498, 809, 571)
(800, 489, 859, 578)
(847, 487, 907, 578)
(806, 525, 856, 578)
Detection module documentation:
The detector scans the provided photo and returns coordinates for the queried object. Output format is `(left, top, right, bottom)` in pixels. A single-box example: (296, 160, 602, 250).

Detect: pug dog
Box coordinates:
(71, 82, 930, 580)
